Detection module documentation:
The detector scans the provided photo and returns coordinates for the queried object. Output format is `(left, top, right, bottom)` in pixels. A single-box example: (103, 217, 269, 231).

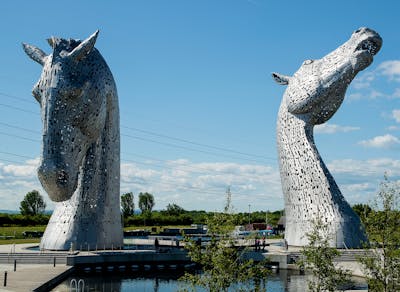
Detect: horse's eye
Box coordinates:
(69, 88, 83, 99)
(303, 59, 314, 65)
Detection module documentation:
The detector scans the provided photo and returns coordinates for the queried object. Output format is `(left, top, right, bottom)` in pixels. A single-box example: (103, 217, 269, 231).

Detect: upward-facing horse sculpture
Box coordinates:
(273, 28, 382, 247)
(23, 31, 123, 250)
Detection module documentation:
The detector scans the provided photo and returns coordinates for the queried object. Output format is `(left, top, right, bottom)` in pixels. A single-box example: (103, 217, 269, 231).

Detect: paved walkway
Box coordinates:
(0, 244, 72, 291)
(0, 243, 70, 254)
(0, 263, 71, 292)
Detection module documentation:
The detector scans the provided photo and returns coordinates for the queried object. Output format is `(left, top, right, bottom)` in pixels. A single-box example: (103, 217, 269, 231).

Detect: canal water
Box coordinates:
(52, 269, 368, 291)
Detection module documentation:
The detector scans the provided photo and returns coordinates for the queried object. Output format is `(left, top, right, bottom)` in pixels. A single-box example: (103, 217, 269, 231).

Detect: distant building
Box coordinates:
(276, 216, 285, 235)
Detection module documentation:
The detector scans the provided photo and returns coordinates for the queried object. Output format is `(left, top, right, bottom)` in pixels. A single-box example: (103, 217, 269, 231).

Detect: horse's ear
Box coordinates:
(272, 72, 291, 85)
(68, 30, 99, 62)
(47, 37, 61, 49)
(22, 43, 48, 66)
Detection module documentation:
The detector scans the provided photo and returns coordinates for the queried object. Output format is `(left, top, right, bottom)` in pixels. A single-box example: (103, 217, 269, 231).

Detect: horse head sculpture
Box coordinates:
(273, 28, 382, 247)
(23, 31, 123, 250)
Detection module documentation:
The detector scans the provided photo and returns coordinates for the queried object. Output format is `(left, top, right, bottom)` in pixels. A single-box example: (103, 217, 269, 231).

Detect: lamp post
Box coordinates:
(248, 204, 251, 225)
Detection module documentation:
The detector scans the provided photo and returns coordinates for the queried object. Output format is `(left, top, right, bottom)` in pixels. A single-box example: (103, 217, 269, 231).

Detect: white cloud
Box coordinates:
(340, 183, 377, 204)
(369, 90, 385, 99)
(120, 162, 159, 183)
(315, 123, 360, 134)
(1, 158, 39, 177)
(392, 88, 400, 98)
(327, 158, 400, 203)
(3, 164, 37, 177)
(387, 125, 400, 131)
(347, 91, 387, 100)
(0, 158, 52, 211)
(358, 134, 400, 149)
(1, 156, 399, 212)
(343, 183, 374, 192)
(119, 159, 283, 211)
(347, 60, 400, 102)
(353, 71, 375, 89)
(392, 109, 400, 123)
(347, 93, 362, 101)
(329, 158, 400, 177)
(377, 60, 400, 81)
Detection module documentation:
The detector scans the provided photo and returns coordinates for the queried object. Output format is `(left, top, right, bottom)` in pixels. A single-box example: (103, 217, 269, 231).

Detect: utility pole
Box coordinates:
(248, 204, 251, 225)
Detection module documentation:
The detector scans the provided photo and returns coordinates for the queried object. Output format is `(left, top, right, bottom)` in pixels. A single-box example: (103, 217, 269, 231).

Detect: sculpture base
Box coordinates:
(284, 217, 367, 248)
(40, 201, 123, 251)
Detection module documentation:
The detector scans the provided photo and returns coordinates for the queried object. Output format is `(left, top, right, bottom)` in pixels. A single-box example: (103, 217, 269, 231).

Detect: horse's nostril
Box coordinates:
(57, 170, 69, 185)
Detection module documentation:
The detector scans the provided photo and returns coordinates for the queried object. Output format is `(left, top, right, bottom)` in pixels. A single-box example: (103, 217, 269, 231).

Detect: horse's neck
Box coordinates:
(277, 101, 341, 216)
(69, 89, 119, 217)
(277, 103, 318, 172)
(87, 91, 119, 197)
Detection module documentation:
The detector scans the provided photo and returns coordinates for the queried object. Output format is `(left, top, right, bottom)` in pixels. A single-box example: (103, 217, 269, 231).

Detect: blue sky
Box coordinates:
(0, 0, 399, 212)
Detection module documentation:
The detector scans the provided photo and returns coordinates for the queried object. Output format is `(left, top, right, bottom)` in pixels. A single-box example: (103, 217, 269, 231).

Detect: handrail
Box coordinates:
(69, 279, 77, 292)
(78, 279, 85, 291)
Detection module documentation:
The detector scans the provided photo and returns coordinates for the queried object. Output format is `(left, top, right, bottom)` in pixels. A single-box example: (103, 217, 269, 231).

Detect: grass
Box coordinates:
(123, 225, 192, 233)
(0, 226, 46, 245)
(0, 224, 281, 245)
(0, 225, 193, 245)
(0, 238, 40, 245)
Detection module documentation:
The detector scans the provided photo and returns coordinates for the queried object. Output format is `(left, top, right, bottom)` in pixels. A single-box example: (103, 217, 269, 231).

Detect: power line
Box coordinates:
(0, 92, 37, 105)
(0, 131, 40, 143)
(0, 92, 391, 177)
(122, 125, 272, 160)
(0, 157, 29, 165)
(123, 175, 228, 196)
(0, 151, 34, 160)
(0, 123, 276, 178)
(0, 92, 272, 161)
(122, 132, 269, 164)
(120, 156, 272, 180)
(0, 102, 38, 115)
(0, 115, 393, 177)
(0, 122, 41, 134)
(122, 151, 275, 176)
(0, 130, 274, 178)
(0, 102, 275, 163)
(0, 142, 391, 181)
(0, 141, 273, 179)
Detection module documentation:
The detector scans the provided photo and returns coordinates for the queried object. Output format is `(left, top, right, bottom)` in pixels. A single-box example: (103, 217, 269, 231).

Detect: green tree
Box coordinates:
(299, 217, 351, 292)
(352, 203, 372, 224)
(138, 192, 155, 214)
(357, 176, 400, 292)
(121, 192, 135, 218)
(166, 203, 185, 216)
(179, 188, 269, 291)
(19, 190, 46, 216)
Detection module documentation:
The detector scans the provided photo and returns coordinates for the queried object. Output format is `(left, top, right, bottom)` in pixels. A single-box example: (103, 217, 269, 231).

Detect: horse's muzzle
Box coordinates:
(38, 162, 73, 202)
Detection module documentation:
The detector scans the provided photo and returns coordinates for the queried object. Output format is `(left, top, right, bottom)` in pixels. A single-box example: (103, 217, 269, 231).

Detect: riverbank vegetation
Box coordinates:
(299, 176, 400, 292)
(179, 189, 270, 292)
(299, 218, 351, 292)
(357, 176, 400, 292)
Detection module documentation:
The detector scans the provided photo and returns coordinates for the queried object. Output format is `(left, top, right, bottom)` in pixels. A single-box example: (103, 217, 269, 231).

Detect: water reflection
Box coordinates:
(52, 268, 367, 291)
(52, 269, 309, 292)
